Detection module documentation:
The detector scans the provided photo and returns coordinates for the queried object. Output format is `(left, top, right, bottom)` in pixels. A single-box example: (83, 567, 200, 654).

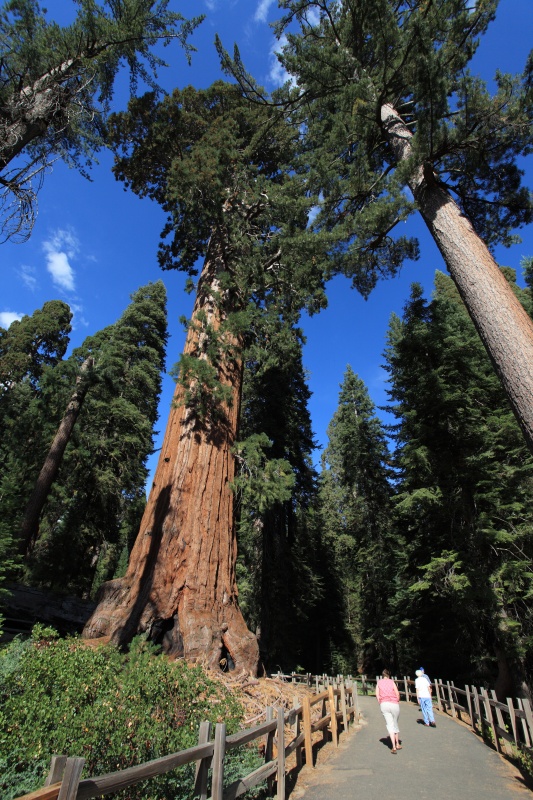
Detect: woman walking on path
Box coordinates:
(376, 668, 402, 753)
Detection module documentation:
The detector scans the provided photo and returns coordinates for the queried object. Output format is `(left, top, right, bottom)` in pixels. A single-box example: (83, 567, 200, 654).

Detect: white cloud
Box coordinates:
(0, 310, 23, 329)
(254, 0, 276, 23)
(19, 264, 38, 291)
(42, 228, 79, 292)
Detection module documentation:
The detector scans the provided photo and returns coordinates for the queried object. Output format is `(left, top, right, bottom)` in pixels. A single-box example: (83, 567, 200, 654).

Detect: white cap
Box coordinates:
(415, 669, 423, 677)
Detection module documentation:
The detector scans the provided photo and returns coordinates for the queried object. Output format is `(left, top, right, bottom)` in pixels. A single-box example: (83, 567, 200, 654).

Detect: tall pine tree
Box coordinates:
(220, 0, 533, 453)
(385, 271, 533, 695)
(319, 367, 398, 673)
(25, 281, 168, 598)
(234, 322, 324, 671)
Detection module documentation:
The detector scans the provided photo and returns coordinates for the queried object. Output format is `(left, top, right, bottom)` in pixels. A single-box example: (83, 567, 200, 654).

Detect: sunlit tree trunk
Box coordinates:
(382, 103, 533, 456)
(83, 232, 259, 675)
(20, 355, 94, 555)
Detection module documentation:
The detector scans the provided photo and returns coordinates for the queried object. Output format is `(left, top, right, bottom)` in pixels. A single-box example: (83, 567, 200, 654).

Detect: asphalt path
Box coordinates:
(291, 695, 531, 800)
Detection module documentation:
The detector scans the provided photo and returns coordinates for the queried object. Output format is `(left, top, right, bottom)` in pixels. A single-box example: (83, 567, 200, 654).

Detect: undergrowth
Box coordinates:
(0, 626, 264, 800)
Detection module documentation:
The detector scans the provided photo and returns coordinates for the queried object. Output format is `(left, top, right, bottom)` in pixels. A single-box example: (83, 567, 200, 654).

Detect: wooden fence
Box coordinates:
(355, 673, 533, 757)
(17, 678, 360, 800)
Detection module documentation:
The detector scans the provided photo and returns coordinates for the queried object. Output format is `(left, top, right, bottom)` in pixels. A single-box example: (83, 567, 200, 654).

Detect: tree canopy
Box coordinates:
(0, 0, 203, 242)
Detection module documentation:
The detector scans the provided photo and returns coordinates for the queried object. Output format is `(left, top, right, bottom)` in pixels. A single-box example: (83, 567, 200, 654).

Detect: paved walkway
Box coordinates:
(293, 695, 531, 800)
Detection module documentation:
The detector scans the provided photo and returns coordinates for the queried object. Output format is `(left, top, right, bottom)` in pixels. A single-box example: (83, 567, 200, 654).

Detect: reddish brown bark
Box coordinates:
(83, 234, 259, 676)
(20, 355, 94, 555)
(382, 103, 533, 456)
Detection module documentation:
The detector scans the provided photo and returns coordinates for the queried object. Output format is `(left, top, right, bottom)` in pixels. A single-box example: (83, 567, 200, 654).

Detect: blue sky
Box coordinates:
(2, 0, 533, 481)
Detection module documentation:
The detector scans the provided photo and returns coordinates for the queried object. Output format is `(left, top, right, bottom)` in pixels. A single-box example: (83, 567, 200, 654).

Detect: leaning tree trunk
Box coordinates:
(382, 103, 533, 456)
(20, 355, 94, 555)
(83, 233, 259, 676)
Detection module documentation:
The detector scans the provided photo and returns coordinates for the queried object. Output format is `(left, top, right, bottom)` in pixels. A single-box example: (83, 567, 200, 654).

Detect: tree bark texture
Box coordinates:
(0, 59, 77, 172)
(20, 355, 94, 555)
(83, 234, 259, 676)
(382, 104, 533, 456)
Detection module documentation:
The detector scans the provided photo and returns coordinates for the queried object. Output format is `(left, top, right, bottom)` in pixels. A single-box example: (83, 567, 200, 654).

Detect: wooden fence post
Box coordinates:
(277, 707, 285, 800)
(328, 685, 338, 747)
(520, 697, 533, 746)
(292, 699, 303, 770)
(506, 698, 518, 748)
(465, 686, 475, 732)
(302, 696, 314, 769)
(490, 690, 512, 754)
(321, 695, 328, 745)
(517, 698, 532, 747)
(435, 678, 446, 713)
(211, 723, 226, 800)
(45, 756, 67, 787)
(266, 707, 276, 795)
(403, 676, 409, 703)
(194, 721, 212, 800)
(57, 757, 85, 800)
(446, 681, 457, 718)
(481, 688, 501, 753)
(473, 685, 484, 734)
(353, 679, 360, 720)
(340, 681, 348, 731)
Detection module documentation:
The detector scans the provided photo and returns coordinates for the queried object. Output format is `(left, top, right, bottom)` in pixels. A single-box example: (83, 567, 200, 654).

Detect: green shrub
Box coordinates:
(0, 627, 255, 800)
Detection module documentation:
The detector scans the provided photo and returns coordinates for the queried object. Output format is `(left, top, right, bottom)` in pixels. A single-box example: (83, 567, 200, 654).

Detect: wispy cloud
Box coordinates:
(0, 310, 23, 329)
(19, 264, 38, 291)
(268, 34, 292, 86)
(42, 228, 78, 292)
(69, 302, 89, 330)
(254, 0, 276, 23)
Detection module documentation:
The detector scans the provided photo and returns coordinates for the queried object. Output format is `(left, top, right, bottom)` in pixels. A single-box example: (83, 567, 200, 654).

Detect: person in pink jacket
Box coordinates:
(376, 669, 402, 753)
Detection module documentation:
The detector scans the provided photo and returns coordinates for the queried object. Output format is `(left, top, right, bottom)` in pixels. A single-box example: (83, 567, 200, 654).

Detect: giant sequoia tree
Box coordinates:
(83, 83, 325, 674)
(220, 0, 533, 453)
(0, 0, 202, 242)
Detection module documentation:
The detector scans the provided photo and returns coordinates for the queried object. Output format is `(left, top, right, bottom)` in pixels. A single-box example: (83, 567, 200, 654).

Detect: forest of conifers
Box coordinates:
(1, 0, 533, 701)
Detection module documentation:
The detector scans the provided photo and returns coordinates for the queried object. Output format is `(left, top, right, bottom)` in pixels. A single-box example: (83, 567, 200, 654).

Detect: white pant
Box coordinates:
(380, 701, 400, 738)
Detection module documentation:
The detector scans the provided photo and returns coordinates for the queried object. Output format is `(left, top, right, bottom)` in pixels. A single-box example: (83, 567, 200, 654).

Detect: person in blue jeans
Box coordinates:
(415, 669, 436, 727)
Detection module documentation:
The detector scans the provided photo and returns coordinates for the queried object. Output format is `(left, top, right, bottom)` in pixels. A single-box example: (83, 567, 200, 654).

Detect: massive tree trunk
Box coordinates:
(382, 103, 533, 456)
(20, 355, 94, 555)
(83, 233, 259, 676)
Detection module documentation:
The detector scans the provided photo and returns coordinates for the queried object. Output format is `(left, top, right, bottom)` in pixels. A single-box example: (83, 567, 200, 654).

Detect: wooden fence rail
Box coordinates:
(16, 678, 360, 800)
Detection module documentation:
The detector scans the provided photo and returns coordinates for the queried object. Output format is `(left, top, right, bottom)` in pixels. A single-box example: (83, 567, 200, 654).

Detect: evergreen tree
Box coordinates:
(385, 271, 533, 695)
(319, 367, 397, 673)
(234, 322, 325, 671)
(220, 0, 533, 454)
(25, 281, 168, 598)
(0, 0, 203, 242)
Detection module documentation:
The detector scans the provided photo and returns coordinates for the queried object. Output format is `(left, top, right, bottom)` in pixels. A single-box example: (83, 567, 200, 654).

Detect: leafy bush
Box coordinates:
(0, 627, 254, 800)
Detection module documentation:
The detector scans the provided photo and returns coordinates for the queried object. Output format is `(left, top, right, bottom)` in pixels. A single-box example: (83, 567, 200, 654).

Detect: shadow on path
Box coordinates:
(290, 695, 531, 800)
